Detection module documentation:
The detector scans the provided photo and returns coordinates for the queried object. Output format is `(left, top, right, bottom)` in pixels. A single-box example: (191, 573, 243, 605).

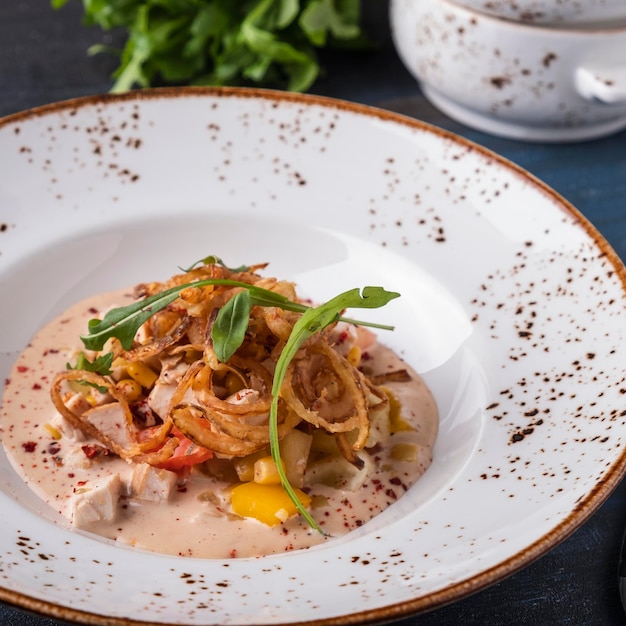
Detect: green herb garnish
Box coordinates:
(268, 287, 400, 533)
(67, 352, 114, 394)
(82, 278, 396, 356)
(180, 255, 251, 273)
(50, 0, 367, 93)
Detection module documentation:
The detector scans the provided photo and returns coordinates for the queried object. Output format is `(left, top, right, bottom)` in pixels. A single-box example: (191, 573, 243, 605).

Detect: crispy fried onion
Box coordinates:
(52, 263, 389, 471)
(50, 370, 172, 462)
(123, 314, 192, 362)
(167, 359, 300, 455)
(280, 340, 371, 450)
(171, 402, 300, 457)
(192, 358, 273, 417)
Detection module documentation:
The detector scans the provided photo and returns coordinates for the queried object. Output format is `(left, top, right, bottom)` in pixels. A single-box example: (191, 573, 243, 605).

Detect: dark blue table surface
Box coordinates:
(1, 2, 625, 625)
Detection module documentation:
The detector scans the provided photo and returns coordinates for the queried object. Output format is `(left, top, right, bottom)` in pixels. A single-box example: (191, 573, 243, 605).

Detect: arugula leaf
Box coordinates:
(68, 351, 114, 376)
(180, 255, 250, 273)
(80, 278, 305, 352)
(81, 277, 396, 356)
(83, 284, 185, 351)
(67, 352, 114, 394)
(268, 286, 400, 533)
(51, 0, 366, 93)
(212, 290, 252, 362)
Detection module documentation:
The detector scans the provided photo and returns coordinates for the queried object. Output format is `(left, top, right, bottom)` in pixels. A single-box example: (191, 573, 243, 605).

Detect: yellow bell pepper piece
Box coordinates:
(230, 482, 312, 526)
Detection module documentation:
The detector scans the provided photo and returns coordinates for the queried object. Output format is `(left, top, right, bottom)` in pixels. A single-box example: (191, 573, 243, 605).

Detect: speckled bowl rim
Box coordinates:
(1, 86, 625, 626)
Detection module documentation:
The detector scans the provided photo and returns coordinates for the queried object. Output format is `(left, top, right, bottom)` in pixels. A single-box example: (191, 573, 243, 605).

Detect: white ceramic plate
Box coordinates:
(1, 88, 625, 625)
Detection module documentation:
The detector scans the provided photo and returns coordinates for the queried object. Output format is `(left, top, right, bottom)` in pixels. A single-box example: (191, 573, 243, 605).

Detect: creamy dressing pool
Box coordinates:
(0, 290, 438, 559)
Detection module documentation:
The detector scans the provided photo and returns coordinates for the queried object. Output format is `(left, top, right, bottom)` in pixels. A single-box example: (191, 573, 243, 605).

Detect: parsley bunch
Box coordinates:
(52, 0, 366, 93)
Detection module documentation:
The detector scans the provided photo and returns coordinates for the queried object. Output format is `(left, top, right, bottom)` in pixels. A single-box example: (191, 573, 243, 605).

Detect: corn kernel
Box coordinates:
(346, 345, 361, 367)
(114, 378, 143, 403)
(85, 394, 98, 407)
(230, 483, 312, 526)
(43, 423, 62, 440)
(126, 362, 158, 389)
(253, 456, 283, 485)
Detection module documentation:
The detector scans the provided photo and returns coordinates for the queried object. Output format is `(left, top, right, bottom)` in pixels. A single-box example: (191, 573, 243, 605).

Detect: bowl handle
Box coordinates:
(575, 64, 626, 104)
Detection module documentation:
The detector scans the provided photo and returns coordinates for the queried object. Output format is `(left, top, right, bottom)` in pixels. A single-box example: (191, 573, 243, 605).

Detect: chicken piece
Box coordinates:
(64, 444, 97, 469)
(83, 402, 135, 450)
(49, 411, 86, 442)
(224, 388, 268, 426)
(63, 392, 91, 417)
(147, 382, 177, 421)
(71, 474, 121, 528)
(157, 353, 189, 384)
(131, 463, 178, 503)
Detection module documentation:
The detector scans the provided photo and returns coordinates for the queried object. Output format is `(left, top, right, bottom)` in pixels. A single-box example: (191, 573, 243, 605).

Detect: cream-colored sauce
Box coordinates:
(0, 291, 438, 559)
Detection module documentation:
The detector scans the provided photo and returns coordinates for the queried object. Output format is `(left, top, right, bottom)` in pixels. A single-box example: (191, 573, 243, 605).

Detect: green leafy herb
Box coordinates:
(180, 255, 251, 273)
(83, 284, 186, 351)
(51, 0, 367, 93)
(268, 287, 400, 533)
(67, 352, 114, 394)
(211, 290, 252, 362)
(81, 278, 395, 355)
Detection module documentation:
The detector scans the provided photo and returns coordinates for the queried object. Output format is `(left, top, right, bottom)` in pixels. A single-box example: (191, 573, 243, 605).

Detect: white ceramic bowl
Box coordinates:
(451, 0, 626, 26)
(390, 0, 626, 141)
(2, 88, 626, 624)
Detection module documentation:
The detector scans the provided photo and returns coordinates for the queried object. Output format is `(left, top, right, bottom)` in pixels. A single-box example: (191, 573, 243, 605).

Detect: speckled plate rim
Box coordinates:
(0, 86, 625, 626)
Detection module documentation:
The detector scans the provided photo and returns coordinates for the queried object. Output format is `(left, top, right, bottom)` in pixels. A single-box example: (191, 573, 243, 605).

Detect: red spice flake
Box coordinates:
(371, 478, 384, 492)
(76, 480, 87, 486)
(17, 366, 29, 373)
(229, 549, 237, 558)
(361, 351, 372, 361)
(81, 444, 111, 459)
(88, 307, 99, 314)
(32, 383, 42, 390)
(22, 441, 37, 453)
